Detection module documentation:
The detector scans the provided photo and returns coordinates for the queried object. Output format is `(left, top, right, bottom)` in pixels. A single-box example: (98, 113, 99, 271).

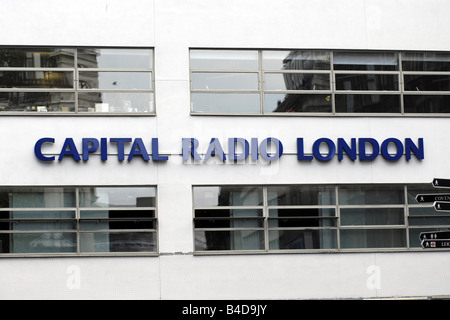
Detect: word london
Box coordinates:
(34, 137, 424, 162)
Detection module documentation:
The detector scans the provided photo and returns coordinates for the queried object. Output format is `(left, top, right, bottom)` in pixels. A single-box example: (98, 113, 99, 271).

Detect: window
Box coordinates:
(0, 47, 154, 114)
(190, 49, 450, 115)
(0, 186, 157, 255)
(193, 184, 450, 253)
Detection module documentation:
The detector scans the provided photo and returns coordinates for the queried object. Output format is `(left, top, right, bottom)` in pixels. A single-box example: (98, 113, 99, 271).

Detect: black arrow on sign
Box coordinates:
(433, 201, 450, 212)
(415, 193, 450, 203)
(421, 239, 450, 249)
(432, 178, 450, 188)
(419, 231, 450, 241)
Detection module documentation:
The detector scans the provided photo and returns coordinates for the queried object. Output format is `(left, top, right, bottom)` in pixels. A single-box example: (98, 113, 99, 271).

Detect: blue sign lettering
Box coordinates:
(34, 138, 168, 162)
(34, 136, 424, 164)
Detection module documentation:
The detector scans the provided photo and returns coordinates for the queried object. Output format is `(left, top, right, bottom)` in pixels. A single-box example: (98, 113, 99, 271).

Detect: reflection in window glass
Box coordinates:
(0, 186, 157, 255)
(0, 71, 73, 88)
(78, 92, 154, 113)
(77, 48, 153, 69)
(404, 95, 450, 113)
(80, 232, 156, 253)
(79, 71, 152, 90)
(338, 185, 404, 205)
(193, 184, 450, 253)
(0, 187, 76, 208)
(335, 94, 400, 113)
(79, 187, 156, 207)
(262, 50, 330, 70)
(340, 229, 406, 249)
(193, 186, 263, 207)
(404, 75, 450, 91)
(265, 94, 332, 113)
(335, 74, 398, 91)
(191, 93, 260, 113)
(333, 52, 398, 71)
(191, 73, 258, 90)
(0, 47, 154, 114)
(340, 208, 404, 226)
(269, 230, 337, 250)
(0, 48, 75, 68)
(264, 73, 330, 91)
(402, 52, 450, 71)
(0, 92, 75, 112)
(190, 50, 259, 70)
(267, 185, 335, 206)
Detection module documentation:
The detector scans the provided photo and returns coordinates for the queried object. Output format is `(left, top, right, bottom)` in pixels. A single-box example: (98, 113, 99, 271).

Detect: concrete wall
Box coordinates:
(0, 0, 449, 299)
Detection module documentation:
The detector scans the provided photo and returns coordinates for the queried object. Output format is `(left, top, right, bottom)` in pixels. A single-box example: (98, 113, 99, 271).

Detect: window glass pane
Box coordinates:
(335, 94, 400, 113)
(7, 221, 76, 231)
(340, 229, 406, 248)
(5, 232, 77, 253)
(262, 50, 330, 70)
(195, 209, 263, 229)
(191, 93, 260, 113)
(265, 93, 332, 113)
(0, 71, 73, 88)
(2, 210, 76, 219)
(80, 232, 156, 252)
(195, 209, 263, 218)
(195, 218, 264, 229)
(77, 48, 153, 69)
(265, 73, 330, 90)
(268, 208, 336, 228)
(333, 52, 398, 71)
(0, 187, 76, 208)
(79, 187, 156, 208)
(79, 71, 152, 89)
(340, 208, 404, 225)
(404, 95, 450, 113)
(338, 185, 404, 205)
(0, 92, 75, 112)
(190, 50, 258, 70)
(269, 229, 337, 250)
(267, 185, 335, 206)
(402, 52, 450, 71)
(194, 230, 264, 251)
(192, 72, 258, 90)
(404, 75, 450, 91)
(335, 74, 398, 91)
(0, 48, 75, 68)
(193, 186, 263, 207)
(78, 92, 154, 113)
(408, 206, 439, 217)
(406, 184, 450, 204)
(80, 209, 155, 219)
(409, 216, 450, 226)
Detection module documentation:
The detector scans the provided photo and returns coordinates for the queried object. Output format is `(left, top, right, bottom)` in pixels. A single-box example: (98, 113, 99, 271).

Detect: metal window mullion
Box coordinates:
(263, 186, 269, 251)
(75, 186, 80, 254)
(335, 185, 341, 250)
(404, 185, 410, 248)
(330, 50, 336, 114)
(399, 52, 405, 114)
(74, 48, 79, 113)
(259, 50, 264, 115)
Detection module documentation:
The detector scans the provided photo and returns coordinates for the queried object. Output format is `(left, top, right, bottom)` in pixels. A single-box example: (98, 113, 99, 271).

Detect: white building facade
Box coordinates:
(0, 0, 450, 300)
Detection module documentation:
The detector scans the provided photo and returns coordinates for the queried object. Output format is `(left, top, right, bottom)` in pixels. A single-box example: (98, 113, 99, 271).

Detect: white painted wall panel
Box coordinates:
(0, 0, 449, 299)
